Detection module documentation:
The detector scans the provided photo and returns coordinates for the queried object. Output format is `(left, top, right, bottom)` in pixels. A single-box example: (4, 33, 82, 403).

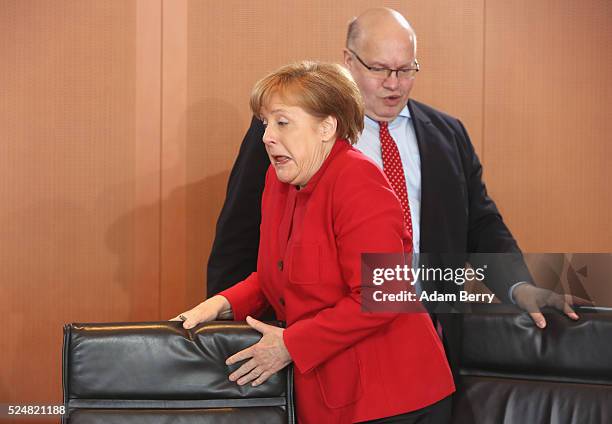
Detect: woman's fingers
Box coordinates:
(229, 358, 258, 383)
(226, 329, 292, 387)
(181, 311, 203, 329)
(226, 345, 255, 365)
(236, 367, 265, 386)
(251, 371, 272, 387)
(169, 306, 213, 329)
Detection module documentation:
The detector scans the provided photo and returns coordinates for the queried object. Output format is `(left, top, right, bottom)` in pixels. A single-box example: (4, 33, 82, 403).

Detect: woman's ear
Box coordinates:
(320, 116, 338, 142)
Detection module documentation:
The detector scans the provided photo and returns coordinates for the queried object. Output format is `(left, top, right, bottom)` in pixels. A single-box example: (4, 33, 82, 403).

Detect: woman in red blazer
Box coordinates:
(174, 61, 454, 423)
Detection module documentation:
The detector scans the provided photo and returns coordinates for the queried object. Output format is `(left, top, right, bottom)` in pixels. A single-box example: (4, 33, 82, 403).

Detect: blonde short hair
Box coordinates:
(250, 61, 364, 144)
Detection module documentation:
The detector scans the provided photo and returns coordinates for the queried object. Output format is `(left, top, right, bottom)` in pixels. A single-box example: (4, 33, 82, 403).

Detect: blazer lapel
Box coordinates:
(408, 99, 436, 253)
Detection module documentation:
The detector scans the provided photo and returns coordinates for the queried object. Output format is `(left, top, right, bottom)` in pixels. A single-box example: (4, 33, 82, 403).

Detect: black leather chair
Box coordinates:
(63, 309, 611, 423)
(62, 321, 295, 424)
(452, 306, 612, 424)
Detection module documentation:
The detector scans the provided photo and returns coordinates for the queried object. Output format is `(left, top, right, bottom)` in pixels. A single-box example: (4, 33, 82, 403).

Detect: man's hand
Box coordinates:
(226, 316, 292, 387)
(513, 284, 592, 328)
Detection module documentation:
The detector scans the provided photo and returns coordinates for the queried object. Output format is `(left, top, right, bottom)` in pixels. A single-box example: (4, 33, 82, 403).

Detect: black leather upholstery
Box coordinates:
(62, 321, 295, 424)
(63, 309, 611, 424)
(453, 306, 612, 424)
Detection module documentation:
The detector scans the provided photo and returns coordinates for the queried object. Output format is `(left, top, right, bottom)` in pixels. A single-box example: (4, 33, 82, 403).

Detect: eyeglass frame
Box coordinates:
(347, 48, 420, 79)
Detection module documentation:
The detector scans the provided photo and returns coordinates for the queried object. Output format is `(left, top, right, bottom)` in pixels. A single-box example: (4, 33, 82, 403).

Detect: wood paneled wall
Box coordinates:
(484, 0, 612, 252)
(1, 0, 610, 419)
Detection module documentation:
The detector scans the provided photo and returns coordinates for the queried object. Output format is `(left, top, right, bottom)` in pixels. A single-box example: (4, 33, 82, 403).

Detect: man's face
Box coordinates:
(344, 32, 417, 122)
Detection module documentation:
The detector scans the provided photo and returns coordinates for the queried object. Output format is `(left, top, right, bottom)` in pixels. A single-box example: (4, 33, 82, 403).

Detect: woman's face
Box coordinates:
(260, 94, 335, 187)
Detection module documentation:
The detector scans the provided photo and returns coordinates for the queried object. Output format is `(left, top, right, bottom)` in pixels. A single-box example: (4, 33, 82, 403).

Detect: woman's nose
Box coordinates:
(262, 126, 275, 145)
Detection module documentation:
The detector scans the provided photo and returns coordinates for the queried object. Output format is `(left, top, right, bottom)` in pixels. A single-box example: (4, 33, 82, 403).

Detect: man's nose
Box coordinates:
(382, 71, 400, 90)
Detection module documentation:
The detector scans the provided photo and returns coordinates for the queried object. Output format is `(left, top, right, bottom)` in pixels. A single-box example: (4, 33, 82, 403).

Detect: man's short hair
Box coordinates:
(346, 17, 360, 49)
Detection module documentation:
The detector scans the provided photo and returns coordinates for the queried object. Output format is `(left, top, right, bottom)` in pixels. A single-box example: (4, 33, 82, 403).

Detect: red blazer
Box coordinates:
(221, 140, 454, 423)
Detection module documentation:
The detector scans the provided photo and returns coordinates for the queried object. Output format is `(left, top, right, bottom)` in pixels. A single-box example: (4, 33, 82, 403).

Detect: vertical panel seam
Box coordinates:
(158, 0, 164, 320)
(481, 0, 487, 165)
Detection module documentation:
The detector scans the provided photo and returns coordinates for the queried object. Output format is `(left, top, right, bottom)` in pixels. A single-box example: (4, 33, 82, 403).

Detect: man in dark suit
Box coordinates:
(207, 7, 582, 382)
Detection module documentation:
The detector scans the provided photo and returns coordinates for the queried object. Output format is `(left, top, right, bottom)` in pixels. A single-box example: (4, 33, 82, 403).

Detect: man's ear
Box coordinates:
(320, 116, 338, 142)
(343, 48, 352, 68)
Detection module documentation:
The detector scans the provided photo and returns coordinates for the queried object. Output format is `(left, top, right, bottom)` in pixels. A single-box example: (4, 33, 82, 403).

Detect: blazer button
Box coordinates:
(277, 260, 284, 271)
(279, 297, 285, 306)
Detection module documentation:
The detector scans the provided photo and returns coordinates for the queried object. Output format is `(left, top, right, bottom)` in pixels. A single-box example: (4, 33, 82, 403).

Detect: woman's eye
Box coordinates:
(278, 120, 288, 126)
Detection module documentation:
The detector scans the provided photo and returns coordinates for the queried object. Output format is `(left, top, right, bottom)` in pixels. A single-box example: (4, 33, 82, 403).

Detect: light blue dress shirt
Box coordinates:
(355, 106, 422, 254)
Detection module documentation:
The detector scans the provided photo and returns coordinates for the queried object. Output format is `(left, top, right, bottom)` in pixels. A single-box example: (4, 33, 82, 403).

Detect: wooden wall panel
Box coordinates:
(483, 0, 612, 252)
(0, 0, 161, 416)
(133, 0, 162, 321)
(160, 0, 188, 320)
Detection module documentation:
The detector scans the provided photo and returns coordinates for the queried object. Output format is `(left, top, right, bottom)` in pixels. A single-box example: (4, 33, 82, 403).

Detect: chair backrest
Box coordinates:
(453, 306, 612, 424)
(62, 321, 295, 424)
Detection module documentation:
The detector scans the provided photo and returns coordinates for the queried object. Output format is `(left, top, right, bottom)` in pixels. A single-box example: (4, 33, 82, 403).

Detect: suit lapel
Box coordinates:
(408, 99, 436, 253)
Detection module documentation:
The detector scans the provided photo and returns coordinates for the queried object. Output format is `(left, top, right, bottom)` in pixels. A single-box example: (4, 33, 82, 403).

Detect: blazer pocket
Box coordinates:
(288, 242, 320, 285)
(315, 346, 363, 409)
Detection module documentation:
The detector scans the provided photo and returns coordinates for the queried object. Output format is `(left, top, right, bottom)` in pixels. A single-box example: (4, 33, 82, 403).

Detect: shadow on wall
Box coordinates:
(105, 97, 246, 319)
(103, 170, 231, 321)
(0, 97, 244, 404)
(0, 163, 231, 406)
(0, 195, 135, 404)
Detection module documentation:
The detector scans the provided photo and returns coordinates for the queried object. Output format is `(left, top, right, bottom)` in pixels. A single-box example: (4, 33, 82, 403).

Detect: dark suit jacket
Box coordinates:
(206, 99, 532, 381)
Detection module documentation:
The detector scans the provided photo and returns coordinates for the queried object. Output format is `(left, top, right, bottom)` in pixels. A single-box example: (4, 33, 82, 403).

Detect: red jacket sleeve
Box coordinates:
(283, 158, 412, 374)
(218, 272, 270, 321)
(217, 167, 277, 320)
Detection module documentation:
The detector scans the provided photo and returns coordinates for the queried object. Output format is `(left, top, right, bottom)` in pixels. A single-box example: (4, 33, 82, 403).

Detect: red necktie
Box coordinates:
(379, 121, 413, 240)
(380, 122, 439, 336)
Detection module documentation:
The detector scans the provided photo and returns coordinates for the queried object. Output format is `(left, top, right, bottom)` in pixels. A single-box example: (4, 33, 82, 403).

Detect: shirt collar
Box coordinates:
(365, 105, 411, 129)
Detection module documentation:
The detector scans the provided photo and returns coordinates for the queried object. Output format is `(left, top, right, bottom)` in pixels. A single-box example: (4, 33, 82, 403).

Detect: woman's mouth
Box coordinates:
(272, 155, 291, 165)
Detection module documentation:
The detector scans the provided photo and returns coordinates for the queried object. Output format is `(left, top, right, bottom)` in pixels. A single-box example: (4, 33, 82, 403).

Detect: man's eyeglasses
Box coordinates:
(348, 48, 419, 80)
